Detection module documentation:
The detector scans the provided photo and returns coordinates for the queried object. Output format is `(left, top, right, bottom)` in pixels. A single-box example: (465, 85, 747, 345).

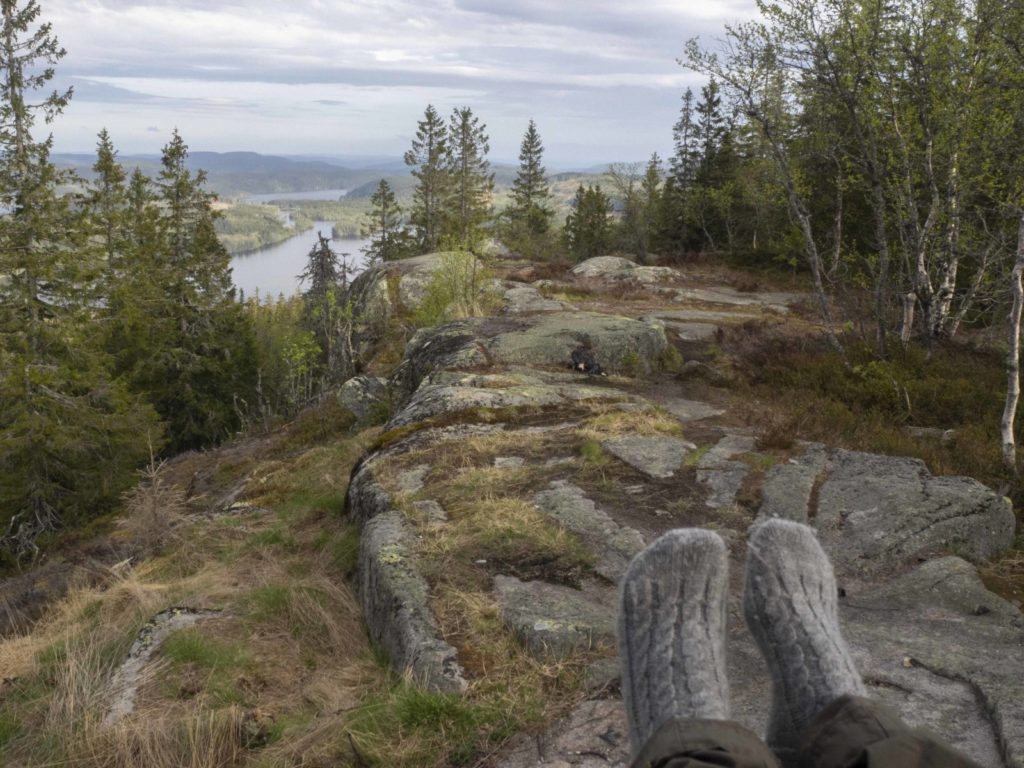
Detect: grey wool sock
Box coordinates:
(618, 528, 730, 756)
(744, 519, 865, 763)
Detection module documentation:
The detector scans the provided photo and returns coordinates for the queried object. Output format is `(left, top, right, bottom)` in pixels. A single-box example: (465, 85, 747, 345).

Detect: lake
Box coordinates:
(230, 222, 371, 300)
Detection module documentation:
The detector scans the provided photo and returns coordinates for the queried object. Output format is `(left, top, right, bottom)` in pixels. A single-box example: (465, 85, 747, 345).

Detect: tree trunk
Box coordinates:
(1001, 212, 1024, 473)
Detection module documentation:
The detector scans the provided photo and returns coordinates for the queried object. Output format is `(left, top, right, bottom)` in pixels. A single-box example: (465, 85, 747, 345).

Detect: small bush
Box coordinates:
(119, 459, 187, 557)
(411, 251, 503, 328)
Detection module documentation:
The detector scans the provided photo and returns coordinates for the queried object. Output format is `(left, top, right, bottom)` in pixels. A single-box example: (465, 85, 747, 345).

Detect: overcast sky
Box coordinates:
(46, 0, 758, 166)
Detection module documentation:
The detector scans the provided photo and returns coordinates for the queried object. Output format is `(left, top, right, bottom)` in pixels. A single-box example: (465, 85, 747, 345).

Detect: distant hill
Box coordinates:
(51, 150, 614, 201)
(52, 151, 389, 198)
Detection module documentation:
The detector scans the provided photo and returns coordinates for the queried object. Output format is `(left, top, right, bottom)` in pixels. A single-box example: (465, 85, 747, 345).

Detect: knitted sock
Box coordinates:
(618, 528, 730, 756)
(743, 519, 865, 763)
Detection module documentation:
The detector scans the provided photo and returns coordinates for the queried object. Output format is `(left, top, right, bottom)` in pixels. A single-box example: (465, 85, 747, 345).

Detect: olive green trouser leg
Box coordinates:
(631, 719, 780, 768)
(631, 696, 984, 768)
(798, 695, 985, 768)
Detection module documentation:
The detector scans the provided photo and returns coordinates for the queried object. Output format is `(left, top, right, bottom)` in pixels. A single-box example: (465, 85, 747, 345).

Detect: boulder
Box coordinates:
(337, 375, 389, 422)
(393, 312, 669, 393)
(345, 252, 480, 354)
(571, 255, 680, 284)
(815, 449, 1015, 575)
(502, 283, 566, 313)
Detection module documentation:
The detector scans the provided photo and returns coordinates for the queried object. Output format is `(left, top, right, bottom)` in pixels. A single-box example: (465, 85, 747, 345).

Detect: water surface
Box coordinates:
(230, 222, 370, 300)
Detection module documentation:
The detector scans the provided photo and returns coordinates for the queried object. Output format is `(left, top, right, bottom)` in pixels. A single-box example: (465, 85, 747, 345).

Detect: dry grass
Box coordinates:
(578, 405, 684, 439)
(980, 539, 1024, 606)
(0, 413, 383, 768)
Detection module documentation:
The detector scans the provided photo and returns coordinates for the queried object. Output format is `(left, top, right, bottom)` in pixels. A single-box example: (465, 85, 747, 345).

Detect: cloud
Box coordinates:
(43, 0, 757, 162)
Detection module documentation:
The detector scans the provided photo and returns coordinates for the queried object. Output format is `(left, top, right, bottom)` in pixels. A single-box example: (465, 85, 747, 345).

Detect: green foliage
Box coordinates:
(411, 251, 500, 328)
(506, 119, 554, 236)
(283, 198, 370, 236)
(0, 5, 160, 560)
(563, 184, 612, 261)
(405, 104, 451, 253)
(362, 179, 413, 263)
(108, 131, 260, 453)
(243, 294, 320, 422)
(443, 106, 495, 251)
(162, 630, 252, 671)
(346, 678, 488, 766)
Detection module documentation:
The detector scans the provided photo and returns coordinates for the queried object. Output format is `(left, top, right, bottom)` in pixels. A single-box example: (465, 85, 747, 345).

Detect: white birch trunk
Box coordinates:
(1001, 212, 1024, 473)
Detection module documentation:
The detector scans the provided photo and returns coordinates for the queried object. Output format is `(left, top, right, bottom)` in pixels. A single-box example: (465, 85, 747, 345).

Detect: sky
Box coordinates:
(45, 0, 759, 167)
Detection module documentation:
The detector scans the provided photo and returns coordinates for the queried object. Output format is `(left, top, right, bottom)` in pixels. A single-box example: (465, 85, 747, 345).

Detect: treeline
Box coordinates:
(681, 0, 1024, 465)
(0, 3, 343, 561)
(360, 97, 786, 266)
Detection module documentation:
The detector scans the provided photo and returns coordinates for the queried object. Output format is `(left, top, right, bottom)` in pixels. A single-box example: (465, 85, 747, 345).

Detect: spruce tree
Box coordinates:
(361, 179, 407, 263)
(89, 128, 128, 287)
(444, 106, 494, 250)
(564, 184, 612, 261)
(404, 104, 450, 253)
(111, 132, 257, 452)
(300, 233, 352, 387)
(670, 88, 699, 189)
(509, 119, 553, 234)
(0, 0, 157, 560)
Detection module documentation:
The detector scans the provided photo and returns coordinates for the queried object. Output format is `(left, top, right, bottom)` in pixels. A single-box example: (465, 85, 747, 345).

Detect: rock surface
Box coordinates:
(602, 435, 696, 478)
(815, 449, 1015, 574)
(359, 512, 467, 693)
(696, 434, 754, 509)
(758, 443, 827, 522)
(494, 576, 616, 655)
(571, 255, 680, 284)
(503, 283, 567, 313)
(533, 481, 647, 581)
(342, 258, 1020, 767)
(337, 375, 389, 422)
(104, 607, 222, 725)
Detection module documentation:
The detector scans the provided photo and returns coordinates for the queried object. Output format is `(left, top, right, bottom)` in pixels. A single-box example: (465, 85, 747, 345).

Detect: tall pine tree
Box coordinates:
(508, 119, 553, 234)
(404, 104, 450, 253)
(444, 106, 494, 250)
(0, 0, 157, 560)
(361, 179, 408, 263)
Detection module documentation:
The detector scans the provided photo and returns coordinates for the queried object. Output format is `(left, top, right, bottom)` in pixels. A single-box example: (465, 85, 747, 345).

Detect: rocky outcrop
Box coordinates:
(337, 375, 390, 423)
(387, 369, 631, 430)
(815, 449, 1015, 575)
(345, 252, 479, 355)
(571, 255, 680, 284)
(359, 512, 467, 693)
(392, 311, 669, 394)
(342, 260, 1020, 767)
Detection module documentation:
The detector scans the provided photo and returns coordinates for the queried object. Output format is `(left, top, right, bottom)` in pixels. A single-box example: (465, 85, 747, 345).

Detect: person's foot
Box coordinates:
(618, 528, 730, 755)
(744, 519, 865, 762)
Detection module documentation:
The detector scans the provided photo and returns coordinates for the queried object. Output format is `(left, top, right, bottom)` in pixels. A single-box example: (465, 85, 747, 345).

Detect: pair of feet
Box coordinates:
(618, 519, 865, 761)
